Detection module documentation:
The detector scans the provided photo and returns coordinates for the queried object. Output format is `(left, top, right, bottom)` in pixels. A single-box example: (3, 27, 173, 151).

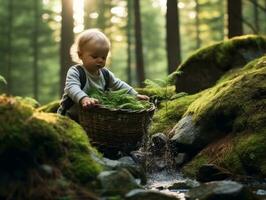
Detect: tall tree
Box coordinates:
(60, 0, 74, 94)
(97, 0, 107, 31)
(32, 0, 40, 100)
(133, 0, 145, 87)
(126, 0, 133, 85)
(195, 0, 201, 49)
(166, 0, 181, 74)
(6, 0, 13, 94)
(253, 0, 260, 33)
(227, 0, 243, 38)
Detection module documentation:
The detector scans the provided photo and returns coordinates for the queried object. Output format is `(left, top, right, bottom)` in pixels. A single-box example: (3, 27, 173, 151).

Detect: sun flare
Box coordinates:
(73, 0, 84, 33)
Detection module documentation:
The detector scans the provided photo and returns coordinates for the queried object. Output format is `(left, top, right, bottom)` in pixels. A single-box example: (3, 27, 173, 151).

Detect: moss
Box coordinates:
(175, 35, 266, 94)
(66, 151, 103, 183)
(180, 56, 266, 178)
(0, 95, 103, 185)
(181, 154, 209, 178)
(233, 129, 266, 176)
(185, 56, 266, 134)
(15, 96, 40, 108)
(27, 113, 103, 182)
(149, 93, 200, 136)
(37, 100, 60, 113)
(184, 129, 266, 178)
(0, 95, 34, 156)
(180, 35, 266, 72)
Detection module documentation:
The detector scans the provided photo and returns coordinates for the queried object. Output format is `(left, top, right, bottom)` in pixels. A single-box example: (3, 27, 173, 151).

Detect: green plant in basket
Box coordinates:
(88, 88, 151, 111)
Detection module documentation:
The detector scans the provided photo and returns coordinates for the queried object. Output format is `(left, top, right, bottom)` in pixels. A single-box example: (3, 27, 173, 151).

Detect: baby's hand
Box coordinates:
(136, 94, 150, 101)
(80, 97, 99, 108)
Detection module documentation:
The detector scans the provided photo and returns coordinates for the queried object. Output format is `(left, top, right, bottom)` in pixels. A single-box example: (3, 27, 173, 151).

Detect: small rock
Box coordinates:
(97, 169, 141, 196)
(168, 179, 200, 190)
(151, 133, 168, 149)
(174, 153, 188, 166)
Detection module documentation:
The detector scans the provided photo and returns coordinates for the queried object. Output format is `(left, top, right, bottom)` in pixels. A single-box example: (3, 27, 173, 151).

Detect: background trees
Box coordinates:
(166, 0, 181, 74)
(60, 0, 74, 94)
(0, 0, 265, 104)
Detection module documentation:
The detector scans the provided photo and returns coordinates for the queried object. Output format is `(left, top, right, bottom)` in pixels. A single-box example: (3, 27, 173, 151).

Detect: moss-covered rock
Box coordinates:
(149, 93, 200, 136)
(181, 56, 266, 178)
(0, 95, 103, 198)
(37, 100, 60, 113)
(186, 55, 266, 134)
(175, 35, 266, 94)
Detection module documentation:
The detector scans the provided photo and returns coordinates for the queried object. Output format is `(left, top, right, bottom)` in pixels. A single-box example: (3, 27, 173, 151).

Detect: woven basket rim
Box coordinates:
(80, 102, 156, 114)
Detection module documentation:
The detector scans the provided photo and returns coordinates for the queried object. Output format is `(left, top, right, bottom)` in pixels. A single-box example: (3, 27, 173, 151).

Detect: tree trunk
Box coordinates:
(7, 0, 13, 94)
(195, 0, 201, 49)
(126, 0, 133, 85)
(97, 0, 106, 31)
(133, 0, 145, 87)
(220, 0, 225, 40)
(33, 0, 39, 101)
(253, 0, 259, 33)
(60, 0, 74, 95)
(166, 0, 181, 74)
(227, 0, 243, 38)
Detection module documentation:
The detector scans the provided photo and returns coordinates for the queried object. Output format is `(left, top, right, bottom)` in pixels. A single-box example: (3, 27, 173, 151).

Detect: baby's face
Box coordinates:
(79, 40, 109, 74)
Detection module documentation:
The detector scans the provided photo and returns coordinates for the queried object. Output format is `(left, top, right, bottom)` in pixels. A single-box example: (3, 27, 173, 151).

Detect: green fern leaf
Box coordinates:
(0, 75, 7, 85)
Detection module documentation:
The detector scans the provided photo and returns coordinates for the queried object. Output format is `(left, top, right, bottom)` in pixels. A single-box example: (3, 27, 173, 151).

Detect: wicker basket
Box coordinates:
(79, 103, 155, 153)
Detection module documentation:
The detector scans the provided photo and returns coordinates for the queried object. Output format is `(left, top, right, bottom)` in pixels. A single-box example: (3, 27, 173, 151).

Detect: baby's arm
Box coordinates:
(107, 70, 149, 100)
(65, 67, 91, 105)
(80, 96, 99, 108)
(136, 94, 149, 100)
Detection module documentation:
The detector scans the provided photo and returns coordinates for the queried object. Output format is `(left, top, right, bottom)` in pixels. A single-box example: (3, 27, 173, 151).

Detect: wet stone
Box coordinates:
(186, 180, 258, 200)
(125, 189, 180, 200)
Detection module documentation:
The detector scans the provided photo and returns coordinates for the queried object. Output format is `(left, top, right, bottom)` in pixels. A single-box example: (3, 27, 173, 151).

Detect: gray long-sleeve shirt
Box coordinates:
(57, 65, 138, 120)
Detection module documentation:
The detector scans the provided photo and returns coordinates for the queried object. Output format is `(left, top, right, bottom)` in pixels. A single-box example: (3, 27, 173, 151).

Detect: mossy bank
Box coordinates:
(0, 95, 103, 199)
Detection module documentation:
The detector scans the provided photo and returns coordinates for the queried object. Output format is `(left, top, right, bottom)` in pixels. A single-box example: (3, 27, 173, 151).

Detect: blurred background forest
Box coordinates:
(0, 0, 265, 104)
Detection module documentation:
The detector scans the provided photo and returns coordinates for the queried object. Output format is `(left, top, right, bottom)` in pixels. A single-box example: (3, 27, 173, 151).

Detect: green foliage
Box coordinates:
(0, 0, 59, 103)
(143, 71, 185, 133)
(144, 70, 182, 88)
(88, 89, 151, 111)
(0, 75, 7, 85)
(37, 100, 60, 113)
(143, 71, 183, 101)
(182, 154, 209, 178)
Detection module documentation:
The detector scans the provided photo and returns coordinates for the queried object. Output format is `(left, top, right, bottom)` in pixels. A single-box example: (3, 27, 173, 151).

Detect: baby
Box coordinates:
(57, 29, 149, 122)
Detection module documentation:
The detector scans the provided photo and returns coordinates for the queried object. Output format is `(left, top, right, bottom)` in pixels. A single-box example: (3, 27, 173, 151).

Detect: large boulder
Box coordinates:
(0, 95, 103, 199)
(175, 35, 266, 94)
(170, 56, 266, 155)
(180, 56, 266, 178)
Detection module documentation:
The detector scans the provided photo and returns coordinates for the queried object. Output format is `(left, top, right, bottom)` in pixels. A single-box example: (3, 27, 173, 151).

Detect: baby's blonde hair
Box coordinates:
(70, 28, 111, 63)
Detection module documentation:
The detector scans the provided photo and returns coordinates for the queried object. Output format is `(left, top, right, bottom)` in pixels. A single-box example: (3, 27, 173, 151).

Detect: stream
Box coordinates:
(137, 138, 266, 200)
(145, 169, 266, 200)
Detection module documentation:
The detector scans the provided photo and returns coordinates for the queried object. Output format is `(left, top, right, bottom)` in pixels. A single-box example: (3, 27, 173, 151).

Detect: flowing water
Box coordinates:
(145, 169, 266, 200)
(145, 170, 190, 199)
(139, 139, 266, 200)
